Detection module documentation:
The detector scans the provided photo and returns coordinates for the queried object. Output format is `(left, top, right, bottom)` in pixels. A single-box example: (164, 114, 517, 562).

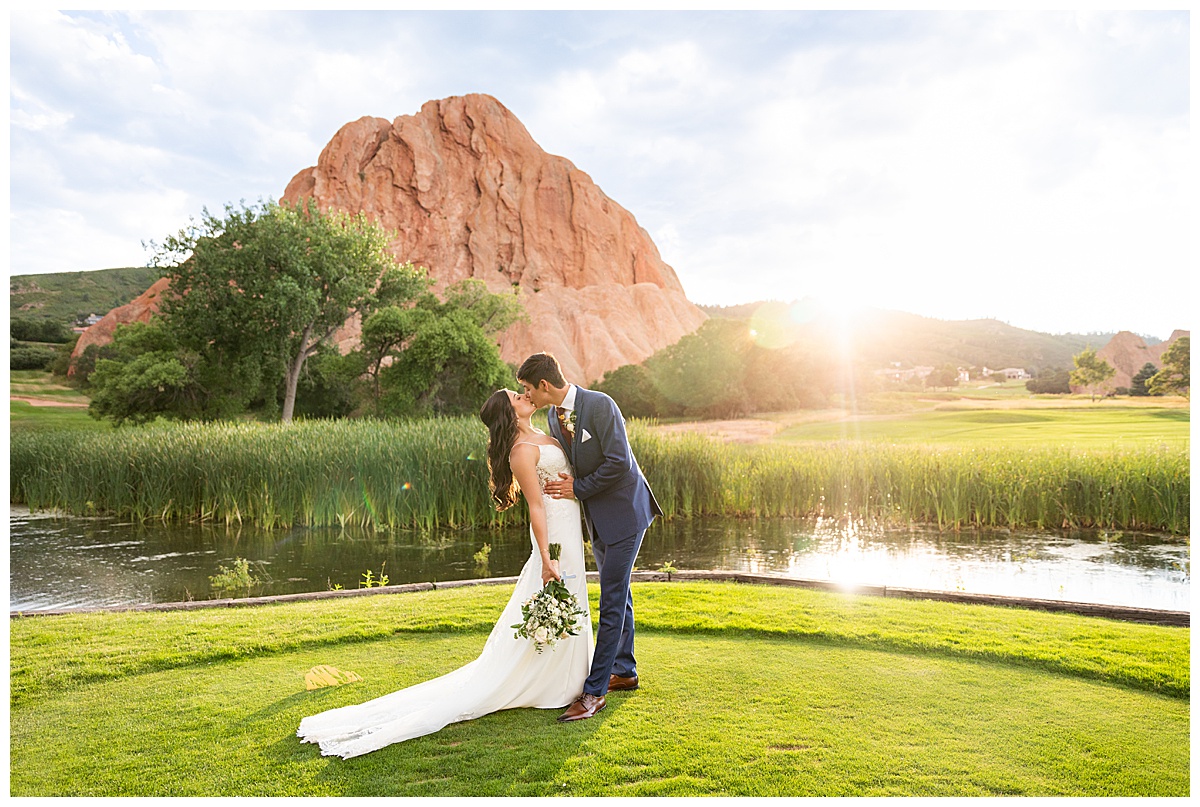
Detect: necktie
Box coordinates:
(557, 408, 573, 446)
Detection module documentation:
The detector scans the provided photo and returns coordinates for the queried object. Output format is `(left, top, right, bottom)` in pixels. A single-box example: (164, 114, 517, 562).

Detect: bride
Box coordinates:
(297, 389, 593, 759)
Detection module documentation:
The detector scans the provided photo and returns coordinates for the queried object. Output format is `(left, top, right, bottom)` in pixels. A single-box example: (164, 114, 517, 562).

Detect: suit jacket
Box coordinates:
(549, 387, 662, 545)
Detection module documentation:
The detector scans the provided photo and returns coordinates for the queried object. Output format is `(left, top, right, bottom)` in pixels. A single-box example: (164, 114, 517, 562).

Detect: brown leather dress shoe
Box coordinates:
(608, 673, 639, 691)
(558, 693, 606, 722)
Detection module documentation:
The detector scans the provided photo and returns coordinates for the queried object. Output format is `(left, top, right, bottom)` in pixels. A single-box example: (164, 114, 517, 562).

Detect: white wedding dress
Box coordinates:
(298, 442, 593, 759)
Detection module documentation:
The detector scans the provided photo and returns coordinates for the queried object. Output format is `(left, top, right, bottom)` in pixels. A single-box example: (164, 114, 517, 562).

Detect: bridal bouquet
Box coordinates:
(512, 543, 585, 653)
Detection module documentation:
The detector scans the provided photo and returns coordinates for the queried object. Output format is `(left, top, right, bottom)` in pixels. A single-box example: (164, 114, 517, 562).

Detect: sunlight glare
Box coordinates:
(748, 301, 797, 349)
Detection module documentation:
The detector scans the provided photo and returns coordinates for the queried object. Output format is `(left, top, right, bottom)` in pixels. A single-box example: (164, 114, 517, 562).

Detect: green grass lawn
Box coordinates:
(9, 369, 85, 395)
(10, 582, 1189, 796)
(8, 370, 107, 432)
(776, 407, 1189, 448)
(9, 400, 109, 432)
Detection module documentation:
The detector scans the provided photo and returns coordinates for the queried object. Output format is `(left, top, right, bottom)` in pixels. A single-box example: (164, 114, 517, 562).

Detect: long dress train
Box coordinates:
(297, 442, 592, 759)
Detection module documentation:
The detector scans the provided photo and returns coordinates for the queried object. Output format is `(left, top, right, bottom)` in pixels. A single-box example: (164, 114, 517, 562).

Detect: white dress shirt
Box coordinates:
(560, 384, 578, 413)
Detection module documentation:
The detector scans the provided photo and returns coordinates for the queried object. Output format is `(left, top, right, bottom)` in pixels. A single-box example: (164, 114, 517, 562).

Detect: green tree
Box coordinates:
(358, 275, 525, 415)
(440, 278, 525, 335)
(1148, 336, 1189, 397)
(47, 336, 80, 378)
(151, 198, 402, 423)
(376, 309, 514, 417)
(1025, 367, 1071, 394)
(1070, 346, 1116, 401)
(595, 363, 678, 418)
(291, 344, 367, 419)
(1130, 362, 1158, 397)
(925, 364, 960, 390)
(87, 321, 208, 426)
(9, 344, 59, 370)
(645, 318, 752, 418)
(69, 342, 119, 388)
(358, 277, 524, 418)
(11, 318, 72, 343)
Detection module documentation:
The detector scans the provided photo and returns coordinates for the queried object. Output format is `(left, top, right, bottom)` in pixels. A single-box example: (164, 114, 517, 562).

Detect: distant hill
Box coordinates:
(10, 267, 159, 326)
(700, 301, 1123, 373)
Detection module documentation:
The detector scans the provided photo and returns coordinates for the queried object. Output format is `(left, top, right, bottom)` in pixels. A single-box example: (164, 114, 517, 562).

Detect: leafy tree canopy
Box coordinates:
(150, 198, 403, 422)
(598, 318, 836, 420)
(1130, 362, 1158, 397)
(86, 321, 208, 426)
(1148, 336, 1189, 398)
(88, 199, 405, 425)
(1025, 367, 1071, 395)
(1070, 346, 1116, 402)
(360, 277, 525, 418)
(926, 364, 960, 390)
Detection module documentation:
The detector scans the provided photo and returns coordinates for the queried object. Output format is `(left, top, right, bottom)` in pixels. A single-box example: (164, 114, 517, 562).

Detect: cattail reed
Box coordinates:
(9, 419, 1189, 534)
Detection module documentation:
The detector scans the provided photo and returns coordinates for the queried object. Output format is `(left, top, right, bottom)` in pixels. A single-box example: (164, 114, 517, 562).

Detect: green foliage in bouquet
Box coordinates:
(512, 543, 585, 653)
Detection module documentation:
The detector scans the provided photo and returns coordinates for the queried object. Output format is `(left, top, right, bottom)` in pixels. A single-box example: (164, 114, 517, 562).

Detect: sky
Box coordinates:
(7, 8, 1192, 339)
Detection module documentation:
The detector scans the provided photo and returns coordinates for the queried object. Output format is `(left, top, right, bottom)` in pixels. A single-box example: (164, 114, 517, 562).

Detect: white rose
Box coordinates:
(534, 627, 550, 644)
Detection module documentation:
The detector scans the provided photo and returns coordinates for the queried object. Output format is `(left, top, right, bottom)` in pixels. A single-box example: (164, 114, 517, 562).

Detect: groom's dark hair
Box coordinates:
(518, 353, 566, 389)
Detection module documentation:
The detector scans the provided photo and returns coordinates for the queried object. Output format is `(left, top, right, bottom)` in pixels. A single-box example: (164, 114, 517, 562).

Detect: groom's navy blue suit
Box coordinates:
(550, 386, 661, 697)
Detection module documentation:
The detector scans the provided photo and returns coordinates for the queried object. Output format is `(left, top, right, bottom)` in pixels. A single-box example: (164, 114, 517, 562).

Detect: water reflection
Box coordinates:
(9, 507, 1189, 612)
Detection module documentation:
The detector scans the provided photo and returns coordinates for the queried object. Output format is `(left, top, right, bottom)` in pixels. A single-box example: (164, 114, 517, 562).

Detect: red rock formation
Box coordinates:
(72, 95, 705, 383)
(68, 277, 170, 375)
(1072, 330, 1190, 394)
(281, 94, 705, 382)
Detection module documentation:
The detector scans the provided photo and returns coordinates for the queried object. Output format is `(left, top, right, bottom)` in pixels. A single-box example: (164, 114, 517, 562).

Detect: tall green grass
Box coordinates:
(635, 430, 1189, 533)
(11, 419, 514, 531)
(10, 418, 1189, 533)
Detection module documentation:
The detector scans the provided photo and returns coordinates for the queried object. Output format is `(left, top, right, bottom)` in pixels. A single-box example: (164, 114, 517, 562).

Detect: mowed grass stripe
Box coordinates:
(776, 407, 1190, 446)
(10, 583, 1188, 710)
(8, 629, 1188, 796)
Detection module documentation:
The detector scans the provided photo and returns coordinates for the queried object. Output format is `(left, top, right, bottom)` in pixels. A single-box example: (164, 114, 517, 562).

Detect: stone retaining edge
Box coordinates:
(10, 570, 1189, 626)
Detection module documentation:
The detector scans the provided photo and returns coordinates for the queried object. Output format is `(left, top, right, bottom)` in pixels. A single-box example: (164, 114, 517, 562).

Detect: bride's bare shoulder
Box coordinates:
(509, 441, 541, 462)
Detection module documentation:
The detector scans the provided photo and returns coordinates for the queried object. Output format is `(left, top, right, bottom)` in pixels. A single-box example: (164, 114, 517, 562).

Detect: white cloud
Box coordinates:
(8, 10, 1190, 336)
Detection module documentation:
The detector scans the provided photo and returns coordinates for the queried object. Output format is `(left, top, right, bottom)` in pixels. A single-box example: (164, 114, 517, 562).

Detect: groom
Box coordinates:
(518, 352, 662, 722)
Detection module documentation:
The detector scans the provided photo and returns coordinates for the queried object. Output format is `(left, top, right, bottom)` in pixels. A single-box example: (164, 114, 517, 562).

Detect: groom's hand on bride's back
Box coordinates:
(544, 472, 576, 500)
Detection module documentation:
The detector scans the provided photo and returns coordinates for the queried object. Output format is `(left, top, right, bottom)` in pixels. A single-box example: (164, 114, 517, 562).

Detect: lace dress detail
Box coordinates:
(531, 441, 572, 488)
(297, 440, 591, 759)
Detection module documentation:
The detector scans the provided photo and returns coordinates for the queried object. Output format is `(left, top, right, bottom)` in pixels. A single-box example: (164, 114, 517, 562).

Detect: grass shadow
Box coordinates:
(287, 698, 617, 797)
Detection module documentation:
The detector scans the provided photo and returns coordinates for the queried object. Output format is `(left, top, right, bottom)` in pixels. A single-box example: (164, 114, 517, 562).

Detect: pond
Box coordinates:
(9, 507, 1189, 613)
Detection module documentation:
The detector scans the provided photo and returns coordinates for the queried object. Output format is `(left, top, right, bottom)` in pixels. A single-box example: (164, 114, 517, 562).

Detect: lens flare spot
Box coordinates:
(749, 301, 797, 350)
(401, 482, 413, 491)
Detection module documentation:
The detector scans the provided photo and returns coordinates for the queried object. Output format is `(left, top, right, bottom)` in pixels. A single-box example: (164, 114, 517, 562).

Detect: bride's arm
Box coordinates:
(509, 443, 561, 585)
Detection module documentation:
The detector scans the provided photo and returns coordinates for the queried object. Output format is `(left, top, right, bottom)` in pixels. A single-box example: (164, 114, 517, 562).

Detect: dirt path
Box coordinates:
(11, 396, 89, 408)
(651, 419, 784, 443)
(650, 409, 853, 444)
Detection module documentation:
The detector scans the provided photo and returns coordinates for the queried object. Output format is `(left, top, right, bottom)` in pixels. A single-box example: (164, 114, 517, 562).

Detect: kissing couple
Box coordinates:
(298, 352, 662, 758)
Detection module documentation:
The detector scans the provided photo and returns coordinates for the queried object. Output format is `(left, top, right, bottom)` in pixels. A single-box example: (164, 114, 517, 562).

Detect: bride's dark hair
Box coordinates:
(479, 390, 520, 511)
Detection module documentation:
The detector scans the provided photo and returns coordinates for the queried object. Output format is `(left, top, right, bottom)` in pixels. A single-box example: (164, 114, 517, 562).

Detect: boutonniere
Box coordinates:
(565, 410, 577, 436)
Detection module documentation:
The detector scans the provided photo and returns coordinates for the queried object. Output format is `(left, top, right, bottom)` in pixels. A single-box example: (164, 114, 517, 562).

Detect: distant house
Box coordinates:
(72, 314, 104, 334)
(1000, 367, 1030, 380)
(956, 367, 970, 383)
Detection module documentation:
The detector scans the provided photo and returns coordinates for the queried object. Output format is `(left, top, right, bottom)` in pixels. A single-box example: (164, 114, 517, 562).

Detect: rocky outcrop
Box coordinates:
(280, 94, 705, 382)
(1076, 330, 1190, 393)
(72, 95, 704, 384)
(67, 277, 170, 375)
